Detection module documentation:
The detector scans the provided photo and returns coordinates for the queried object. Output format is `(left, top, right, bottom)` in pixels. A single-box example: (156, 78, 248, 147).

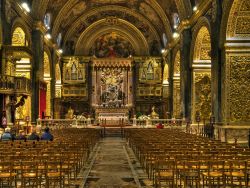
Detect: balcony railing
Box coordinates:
(0, 75, 31, 95)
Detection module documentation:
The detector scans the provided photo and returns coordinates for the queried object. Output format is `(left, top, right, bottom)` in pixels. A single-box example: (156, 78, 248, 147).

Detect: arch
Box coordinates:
(43, 50, 52, 117)
(75, 19, 150, 56)
(226, 0, 250, 39)
(11, 19, 31, 47)
(191, 21, 212, 121)
(12, 27, 27, 46)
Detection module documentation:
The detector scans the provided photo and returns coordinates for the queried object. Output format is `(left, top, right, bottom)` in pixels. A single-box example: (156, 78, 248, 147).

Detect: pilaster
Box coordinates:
(180, 29, 192, 119)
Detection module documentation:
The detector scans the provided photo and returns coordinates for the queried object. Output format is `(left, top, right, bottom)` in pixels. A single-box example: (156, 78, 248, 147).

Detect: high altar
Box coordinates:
(91, 58, 133, 125)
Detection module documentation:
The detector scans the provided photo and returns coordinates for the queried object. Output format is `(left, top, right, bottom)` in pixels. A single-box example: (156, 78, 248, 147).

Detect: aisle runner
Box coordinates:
(84, 138, 141, 188)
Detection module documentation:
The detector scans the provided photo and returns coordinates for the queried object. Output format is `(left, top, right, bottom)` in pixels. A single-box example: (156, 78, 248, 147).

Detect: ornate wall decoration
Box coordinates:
(174, 50, 180, 74)
(100, 68, 125, 107)
(12, 27, 27, 46)
(193, 72, 212, 120)
(235, 17, 250, 34)
(44, 52, 51, 117)
(139, 58, 162, 83)
(63, 57, 86, 83)
(193, 26, 211, 61)
(90, 32, 135, 58)
(227, 0, 250, 38)
(173, 81, 181, 118)
(225, 55, 250, 122)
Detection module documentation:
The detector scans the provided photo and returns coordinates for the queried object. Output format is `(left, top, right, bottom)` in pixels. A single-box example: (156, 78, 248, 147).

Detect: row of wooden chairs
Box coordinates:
(125, 128, 250, 187)
(0, 128, 101, 187)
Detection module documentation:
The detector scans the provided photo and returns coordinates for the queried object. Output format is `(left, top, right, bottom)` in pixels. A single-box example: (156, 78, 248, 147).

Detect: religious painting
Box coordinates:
(139, 58, 162, 83)
(100, 68, 125, 107)
(90, 32, 135, 58)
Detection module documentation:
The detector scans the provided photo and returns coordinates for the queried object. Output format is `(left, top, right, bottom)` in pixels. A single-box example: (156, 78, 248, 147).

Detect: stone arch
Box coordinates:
(222, 0, 250, 124)
(191, 22, 212, 122)
(172, 49, 181, 118)
(75, 19, 150, 56)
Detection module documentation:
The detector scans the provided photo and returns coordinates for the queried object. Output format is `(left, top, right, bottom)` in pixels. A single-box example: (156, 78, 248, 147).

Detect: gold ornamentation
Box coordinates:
(226, 56, 250, 122)
(173, 81, 181, 118)
(193, 72, 211, 120)
(174, 51, 180, 74)
(227, 0, 250, 38)
(12, 27, 27, 46)
(139, 57, 162, 83)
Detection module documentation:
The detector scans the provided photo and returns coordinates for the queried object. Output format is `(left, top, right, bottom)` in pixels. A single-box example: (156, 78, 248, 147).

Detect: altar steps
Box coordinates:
(103, 127, 123, 137)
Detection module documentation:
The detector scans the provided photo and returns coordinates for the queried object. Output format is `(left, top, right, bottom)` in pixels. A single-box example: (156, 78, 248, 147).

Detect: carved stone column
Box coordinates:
(180, 29, 192, 119)
(31, 24, 44, 122)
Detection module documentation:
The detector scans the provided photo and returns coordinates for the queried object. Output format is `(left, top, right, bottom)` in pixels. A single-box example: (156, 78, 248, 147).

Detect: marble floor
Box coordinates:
(80, 137, 153, 188)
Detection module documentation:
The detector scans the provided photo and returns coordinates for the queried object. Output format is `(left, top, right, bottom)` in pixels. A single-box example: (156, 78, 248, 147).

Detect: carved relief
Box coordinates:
(227, 0, 250, 38)
(235, 17, 250, 34)
(63, 57, 86, 83)
(139, 58, 162, 83)
(174, 51, 180, 74)
(226, 55, 250, 122)
(173, 81, 181, 118)
(193, 72, 211, 120)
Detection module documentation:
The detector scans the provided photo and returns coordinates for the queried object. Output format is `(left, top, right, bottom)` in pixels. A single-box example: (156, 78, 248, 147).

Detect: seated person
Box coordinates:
(41, 127, 53, 141)
(16, 130, 26, 140)
(28, 129, 40, 141)
(156, 123, 164, 129)
(1, 127, 13, 141)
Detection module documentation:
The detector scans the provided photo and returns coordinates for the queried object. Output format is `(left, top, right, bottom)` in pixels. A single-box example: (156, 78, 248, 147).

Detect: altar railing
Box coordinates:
(36, 118, 92, 129)
(132, 118, 185, 127)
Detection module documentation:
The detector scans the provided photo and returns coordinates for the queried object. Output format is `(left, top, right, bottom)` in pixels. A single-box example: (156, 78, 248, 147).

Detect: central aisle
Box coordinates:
(82, 137, 151, 188)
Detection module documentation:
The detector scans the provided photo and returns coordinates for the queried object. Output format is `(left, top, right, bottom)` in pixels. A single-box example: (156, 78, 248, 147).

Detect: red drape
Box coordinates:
(40, 89, 46, 118)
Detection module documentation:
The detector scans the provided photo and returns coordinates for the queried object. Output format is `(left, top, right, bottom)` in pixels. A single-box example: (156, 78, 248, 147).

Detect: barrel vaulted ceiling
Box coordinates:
(29, 0, 193, 56)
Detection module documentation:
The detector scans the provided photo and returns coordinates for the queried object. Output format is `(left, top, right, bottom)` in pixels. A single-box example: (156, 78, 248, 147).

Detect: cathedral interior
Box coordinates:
(0, 0, 250, 187)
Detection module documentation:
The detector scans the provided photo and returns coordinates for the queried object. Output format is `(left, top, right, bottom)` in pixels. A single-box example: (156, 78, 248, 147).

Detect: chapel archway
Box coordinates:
(191, 26, 211, 122)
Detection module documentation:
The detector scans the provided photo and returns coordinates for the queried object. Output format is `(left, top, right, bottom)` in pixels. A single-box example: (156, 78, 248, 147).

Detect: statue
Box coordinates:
(151, 106, 159, 119)
(66, 107, 74, 119)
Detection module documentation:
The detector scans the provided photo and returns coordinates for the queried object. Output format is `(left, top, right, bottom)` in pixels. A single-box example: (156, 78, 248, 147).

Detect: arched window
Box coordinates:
(44, 13, 51, 29)
(172, 13, 180, 28)
(57, 33, 62, 47)
(162, 33, 168, 47)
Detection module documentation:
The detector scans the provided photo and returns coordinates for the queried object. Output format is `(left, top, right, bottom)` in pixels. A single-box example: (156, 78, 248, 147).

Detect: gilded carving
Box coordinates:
(235, 17, 250, 34)
(226, 56, 250, 122)
(12, 27, 27, 46)
(200, 47, 211, 60)
(227, 0, 250, 38)
(139, 57, 162, 83)
(174, 51, 180, 74)
(173, 81, 181, 118)
(194, 72, 211, 120)
(63, 57, 86, 83)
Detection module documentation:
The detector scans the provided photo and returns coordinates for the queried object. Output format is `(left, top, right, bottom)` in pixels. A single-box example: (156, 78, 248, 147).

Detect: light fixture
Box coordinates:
(58, 49, 63, 54)
(21, 2, 31, 12)
(173, 25, 178, 29)
(161, 49, 165, 54)
(193, 6, 197, 12)
(173, 32, 179, 39)
(45, 33, 52, 39)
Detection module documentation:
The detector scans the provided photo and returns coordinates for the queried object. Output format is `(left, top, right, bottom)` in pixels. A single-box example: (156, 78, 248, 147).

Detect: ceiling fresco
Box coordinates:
(30, 0, 190, 56)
